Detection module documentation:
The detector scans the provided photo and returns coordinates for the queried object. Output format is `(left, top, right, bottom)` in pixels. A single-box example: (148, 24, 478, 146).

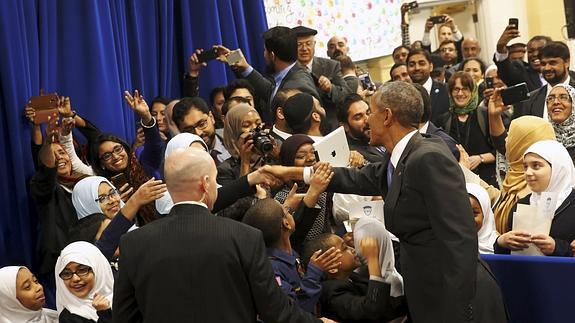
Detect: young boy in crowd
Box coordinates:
(303, 233, 407, 322)
(243, 198, 342, 313)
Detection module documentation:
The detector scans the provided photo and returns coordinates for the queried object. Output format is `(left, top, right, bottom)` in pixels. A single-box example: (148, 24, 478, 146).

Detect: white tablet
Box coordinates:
(313, 126, 350, 167)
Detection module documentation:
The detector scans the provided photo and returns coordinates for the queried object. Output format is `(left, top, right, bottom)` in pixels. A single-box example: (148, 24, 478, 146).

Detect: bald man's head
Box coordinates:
(462, 38, 481, 59)
(164, 148, 218, 209)
(327, 36, 349, 58)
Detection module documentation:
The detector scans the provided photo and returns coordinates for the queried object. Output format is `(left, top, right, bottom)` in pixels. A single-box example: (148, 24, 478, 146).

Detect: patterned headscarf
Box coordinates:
(548, 84, 575, 149)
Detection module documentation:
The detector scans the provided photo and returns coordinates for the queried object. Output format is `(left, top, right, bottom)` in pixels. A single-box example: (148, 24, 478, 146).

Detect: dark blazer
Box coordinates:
(343, 75, 359, 93)
(429, 80, 450, 125)
(514, 76, 575, 119)
(346, 136, 387, 163)
(312, 57, 352, 130)
(245, 63, 320, 110)
(326, 133, 506, 323)
(425, 122, 460, 160)
(60, 308, 112, 323)
(493, 56, 543, 92)
(113, 204, 320, 323)
(495, 189, 575, 256)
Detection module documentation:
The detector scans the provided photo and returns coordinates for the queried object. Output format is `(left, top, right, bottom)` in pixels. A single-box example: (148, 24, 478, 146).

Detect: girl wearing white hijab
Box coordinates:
(0, 266, 58, 323)
(71, 176, 165, 262)
(156, 133, 209, 214)
(496, 140, 575, 256)
(466, 183, 498, 254)
(55, 241, 114, 322)
(353, 217, 404, 297)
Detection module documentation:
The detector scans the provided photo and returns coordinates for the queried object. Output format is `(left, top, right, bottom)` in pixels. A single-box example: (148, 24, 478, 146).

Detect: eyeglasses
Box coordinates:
(185, 118, 211, 134)
(451, 87, 471, 94)
(95, 189, 120, 203)
(440, 47, 455, 52)
(297, 40, 315, 49)
(99, 145, 124, 162)
(59, 266, 92, 280)
(546, 94, 571, 104)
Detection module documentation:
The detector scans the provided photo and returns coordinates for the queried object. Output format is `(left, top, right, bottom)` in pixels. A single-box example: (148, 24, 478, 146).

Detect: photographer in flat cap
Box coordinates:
(293, 26, 352, 132)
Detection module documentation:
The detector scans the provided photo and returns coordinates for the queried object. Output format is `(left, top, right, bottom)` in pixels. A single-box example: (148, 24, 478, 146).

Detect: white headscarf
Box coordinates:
(353, 217, 404, 297)
(466, 183, 498, 254)
(164, 133, 208, 159)
(55, 242, 114, 321)
(0, 266, 58, 323)
(524, 140, 575, 212)
(72, 176, 123, 220)
(156, 133, 211, 215)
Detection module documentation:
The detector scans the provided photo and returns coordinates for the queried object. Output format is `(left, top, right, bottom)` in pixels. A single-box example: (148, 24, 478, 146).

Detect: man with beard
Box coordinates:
(217, 26, 319, 112)
(293, 26, 352, 132)
(515, 41, 575, 119)
(390, 63, 412, 83)
(337, 94, 386, 163)
(494, 24, 553, 92)
(406, 49, 450, 125)
(282, 92, 329, 142)
(326, 35, 349, 59)
(171, 96, 231, 165)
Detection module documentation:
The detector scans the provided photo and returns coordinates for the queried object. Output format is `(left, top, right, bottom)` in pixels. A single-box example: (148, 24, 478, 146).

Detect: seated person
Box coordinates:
(303, 228, 406, 322)
(495, 140, 575, 256)
(466, 183, 499, 254)
(242, 198, 341, 313)
(0, 266, 58, 322)
(55, 241, 114, 323)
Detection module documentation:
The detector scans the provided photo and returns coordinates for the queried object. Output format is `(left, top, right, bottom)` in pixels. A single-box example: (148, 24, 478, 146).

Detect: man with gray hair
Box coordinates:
(113, 148, 327, 322)
(265, 82, 507, 322)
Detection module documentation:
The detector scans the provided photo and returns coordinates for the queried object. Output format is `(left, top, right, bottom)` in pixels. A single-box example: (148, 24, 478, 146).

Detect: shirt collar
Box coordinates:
(173, 201, 208, 209)
(423, 77, 433, 94)
(419, 121, 430, 134)
(267, 248, 297, 265)
(212, 135, 230, 158)
(274, 62, 297, 85)
(390, 130, 418, 167)
(272, 125, 291, 140)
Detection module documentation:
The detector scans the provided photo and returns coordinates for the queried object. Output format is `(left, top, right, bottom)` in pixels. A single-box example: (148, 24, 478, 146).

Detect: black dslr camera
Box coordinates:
(248, 125, 274, 154)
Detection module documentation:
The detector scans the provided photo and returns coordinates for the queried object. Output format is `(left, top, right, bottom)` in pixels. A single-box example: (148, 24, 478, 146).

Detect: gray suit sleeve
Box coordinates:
(245, 69, 274, 102)
(325, 60, 351, 104)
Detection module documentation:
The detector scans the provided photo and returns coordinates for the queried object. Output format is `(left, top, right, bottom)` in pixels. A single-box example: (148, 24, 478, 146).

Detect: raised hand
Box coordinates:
(92, 293, 111, 311)
(282, 183, 305, 213)
(124, 90, 153, 125)
(24, 105, 36, 123)
(309, 247, 342, 273)
(487, 88, 506, 116)
(318, 75, 333, 93)
(60, 116, 75, 137)
(128, 178, 167, 207)
(57, 96, 74, 118)
(496, 25, 521, 54)
(118, 183, 134, 203)
(188, 49, 208, 77)
(45, 114, 60, 144)
(360, 237, 380, 261)
(348, 150, 365, 168)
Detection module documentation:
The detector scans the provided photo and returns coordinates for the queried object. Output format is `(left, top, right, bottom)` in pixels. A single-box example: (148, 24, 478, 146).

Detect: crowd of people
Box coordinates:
(4, 6, 575, 323)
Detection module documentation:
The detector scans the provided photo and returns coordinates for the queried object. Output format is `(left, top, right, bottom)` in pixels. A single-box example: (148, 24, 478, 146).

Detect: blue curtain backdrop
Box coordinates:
(0, 0, 268, 268)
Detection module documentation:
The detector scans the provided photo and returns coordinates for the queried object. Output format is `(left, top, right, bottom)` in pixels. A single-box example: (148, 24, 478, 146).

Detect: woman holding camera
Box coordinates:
(438, 71, 497, 186)
(217, 103, 279, 220)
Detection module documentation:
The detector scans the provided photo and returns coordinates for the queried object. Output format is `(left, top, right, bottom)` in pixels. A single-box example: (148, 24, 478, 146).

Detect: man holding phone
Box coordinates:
(494, 21, 552, 92)
(421, 14, 464, 61)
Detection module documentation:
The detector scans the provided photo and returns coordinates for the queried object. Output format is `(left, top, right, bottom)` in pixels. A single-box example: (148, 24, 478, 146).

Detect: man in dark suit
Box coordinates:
(337, 93, 386, 163)
(514, 41, 575, 119)
(267, 82, 507, 323)
(406, 49, 450, 125)
(221, 26, 319, 114)
(113, 148, 326, 323)
(494, 25, 552, 92)
(293, 26, 352, 131)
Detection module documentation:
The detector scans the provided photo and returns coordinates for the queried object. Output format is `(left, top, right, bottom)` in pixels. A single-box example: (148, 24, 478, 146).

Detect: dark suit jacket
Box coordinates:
(245, 63, 320, 111)
(113, 204, 319, 323)
(494, 56, 542, 92)
(326, 133, 506, 323)
(346, 135, 387, 163)
(426, 122, 460, 160)
(514, 76, 575, 119)
(429, 80, 450, 125)
(311, 57, 352, 130)
(343, 75, 359, 93)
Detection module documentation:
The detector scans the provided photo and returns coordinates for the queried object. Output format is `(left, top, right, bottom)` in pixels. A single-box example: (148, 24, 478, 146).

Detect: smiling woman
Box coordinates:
(547, 84, 575, 161)
(438, 71, 498, 186)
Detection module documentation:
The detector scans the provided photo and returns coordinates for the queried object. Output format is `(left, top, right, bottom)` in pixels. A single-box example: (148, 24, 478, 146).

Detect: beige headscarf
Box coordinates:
(494, 116, 556, 233)
(222, 103, 259, 158)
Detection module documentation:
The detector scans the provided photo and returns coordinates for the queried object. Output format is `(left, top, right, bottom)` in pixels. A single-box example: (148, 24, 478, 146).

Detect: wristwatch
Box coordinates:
(479, 154, 485, 163)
